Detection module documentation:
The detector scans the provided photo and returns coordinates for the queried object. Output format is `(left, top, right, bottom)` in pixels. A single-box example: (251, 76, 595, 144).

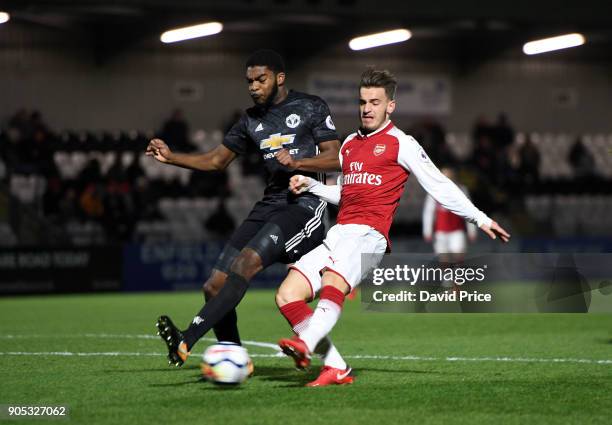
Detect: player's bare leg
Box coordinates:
(278, 270, 354, 385)
(276, 270, 348, 373)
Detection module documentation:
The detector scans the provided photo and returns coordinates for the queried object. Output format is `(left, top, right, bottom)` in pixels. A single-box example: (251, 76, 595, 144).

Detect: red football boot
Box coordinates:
(306, 366, 354, 387)
(278, 336, 311, 370)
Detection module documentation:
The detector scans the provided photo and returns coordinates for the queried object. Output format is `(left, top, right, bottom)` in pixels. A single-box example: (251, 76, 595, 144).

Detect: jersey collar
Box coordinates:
(357, 120, 394, 139)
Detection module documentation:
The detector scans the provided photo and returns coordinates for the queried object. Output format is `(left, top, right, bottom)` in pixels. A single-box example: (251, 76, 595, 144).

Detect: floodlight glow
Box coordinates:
(349, 29, 412, 51)
(523, 33, 585, 55)
(160, 21, 223, 44)
(0, 12, 10, 24)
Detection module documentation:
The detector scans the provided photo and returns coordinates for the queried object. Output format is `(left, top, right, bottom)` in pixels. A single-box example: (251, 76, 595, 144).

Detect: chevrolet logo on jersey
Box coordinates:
(260, 133, 296, 151)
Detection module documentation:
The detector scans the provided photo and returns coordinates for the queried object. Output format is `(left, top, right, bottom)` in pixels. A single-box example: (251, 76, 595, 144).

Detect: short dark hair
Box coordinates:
(359, 68, 397, 100)
(246, 49, 286, 73)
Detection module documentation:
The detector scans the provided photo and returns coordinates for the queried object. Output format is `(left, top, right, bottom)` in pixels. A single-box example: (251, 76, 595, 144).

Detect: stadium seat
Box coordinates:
(0, 222, 17, 246)
(9, 174, 45, 204)
(121, 152, 135, 168)
(53, 151, 72, 178)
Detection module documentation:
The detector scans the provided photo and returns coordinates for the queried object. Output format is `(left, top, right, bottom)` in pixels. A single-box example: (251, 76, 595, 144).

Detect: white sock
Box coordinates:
(300, 298, 343, 353)
(315, 337, 347, 370)
(293, 316, 347, 370)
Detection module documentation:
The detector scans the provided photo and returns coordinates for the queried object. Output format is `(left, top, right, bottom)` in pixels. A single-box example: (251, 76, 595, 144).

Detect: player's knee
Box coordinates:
(203, 277, 224, 299)
(230, 248, 263, 280)
(321, 271, 351, 295)
(276, 272, 313, 307)
(202, 280, 218, 299)
(275, 285, 299, 307)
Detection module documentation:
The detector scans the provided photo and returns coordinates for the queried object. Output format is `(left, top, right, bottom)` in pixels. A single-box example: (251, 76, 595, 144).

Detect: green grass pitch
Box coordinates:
(1, 290, 612, 424)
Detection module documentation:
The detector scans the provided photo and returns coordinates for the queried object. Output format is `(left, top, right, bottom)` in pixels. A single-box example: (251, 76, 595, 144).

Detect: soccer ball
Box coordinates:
(201, 342, 250, 385)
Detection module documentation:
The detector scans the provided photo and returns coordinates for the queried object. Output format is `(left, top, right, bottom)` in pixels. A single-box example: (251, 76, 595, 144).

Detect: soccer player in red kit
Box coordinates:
(275, 69, 510, 386)
(423, 166, 477, 268)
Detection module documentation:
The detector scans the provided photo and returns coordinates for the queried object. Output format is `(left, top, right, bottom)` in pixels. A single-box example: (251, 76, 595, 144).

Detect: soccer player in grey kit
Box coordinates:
(147, 50, 347, 371)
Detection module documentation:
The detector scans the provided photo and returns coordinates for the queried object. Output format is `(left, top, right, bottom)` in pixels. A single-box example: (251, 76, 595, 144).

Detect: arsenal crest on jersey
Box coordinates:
(373, 144, 386, 156)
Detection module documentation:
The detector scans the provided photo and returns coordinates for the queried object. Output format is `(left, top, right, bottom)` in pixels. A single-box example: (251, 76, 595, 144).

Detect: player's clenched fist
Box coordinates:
(276, 148, 300, 170)
(146, 138, 173, 163)
(289, 175, 311, 195)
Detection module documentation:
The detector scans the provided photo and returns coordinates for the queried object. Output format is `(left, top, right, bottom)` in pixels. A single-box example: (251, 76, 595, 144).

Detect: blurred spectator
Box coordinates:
(568, 137, 596, 179)
(518, 136, 541, 185)
(58, 187, 79, 220)
(78, 159, 103, 189)
(189, 169, 230, 198)
(125, 156, 145, 182)
(30, 111, 50, 137)
(103, 160, 137, 240)
(493, 113, 515, 148)
(161, 108, 192, 151)
(42, 176, 63, 217)
(4, 109, 54, 175)
(497, 144, 523, 191)
(411, 118, 453, 164)
(79, 183, 105, 219)
(8, 108, 31, 138)
(132, 176, 160, 220)
(0, 158, 6, 181)
(472, 115, 493, 145)
(205, 198, 236, 241)
(472, 134, 496, 176)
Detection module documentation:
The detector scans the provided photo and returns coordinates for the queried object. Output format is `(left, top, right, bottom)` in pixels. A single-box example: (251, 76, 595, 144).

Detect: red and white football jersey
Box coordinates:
(422, 185, 478, 239)
(434, 204, 466, 232)
(336, 121, 489, 247)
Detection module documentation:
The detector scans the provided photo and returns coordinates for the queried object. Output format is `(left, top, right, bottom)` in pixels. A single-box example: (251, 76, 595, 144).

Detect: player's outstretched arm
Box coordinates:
(398, 136, 510, 243)
(276, 140, 341, 172)
(289, 175, 341, 205)
(145, 138, 237, 171)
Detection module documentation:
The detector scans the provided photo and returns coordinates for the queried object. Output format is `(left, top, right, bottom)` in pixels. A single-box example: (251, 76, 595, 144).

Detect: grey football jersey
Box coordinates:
(223, 90, 338, 206)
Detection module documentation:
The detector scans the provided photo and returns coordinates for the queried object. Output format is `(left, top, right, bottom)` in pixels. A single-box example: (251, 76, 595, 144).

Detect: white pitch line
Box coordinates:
(344, 354, 612, 365)
(0, 351, 283, 358)
(82, 333, 281, 351)
(2, 334, 612, 365)
(1, 333, 280, 351)
(0, 351, 611, 365)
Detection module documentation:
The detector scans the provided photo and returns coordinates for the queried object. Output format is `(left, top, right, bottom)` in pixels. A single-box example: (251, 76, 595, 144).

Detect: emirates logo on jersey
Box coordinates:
(343, 161, 383, 186)
(373, 144, 386, 156)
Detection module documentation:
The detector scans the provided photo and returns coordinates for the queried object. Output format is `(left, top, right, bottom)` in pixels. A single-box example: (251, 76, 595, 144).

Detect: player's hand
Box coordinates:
(468, 234, 477, 243)
(146, 138, 173, 163)
(479, 220, 510, 243)
(424, 235, 433, 243)
(289, 175, 311, 194)
(276, 149, 300, 170)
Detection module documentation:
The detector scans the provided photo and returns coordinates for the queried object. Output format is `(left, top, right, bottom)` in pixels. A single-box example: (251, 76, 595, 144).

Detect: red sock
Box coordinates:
(319, 285, 345, 309)
(279, 300, 313, 335)
(299, 286, 346, 352)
